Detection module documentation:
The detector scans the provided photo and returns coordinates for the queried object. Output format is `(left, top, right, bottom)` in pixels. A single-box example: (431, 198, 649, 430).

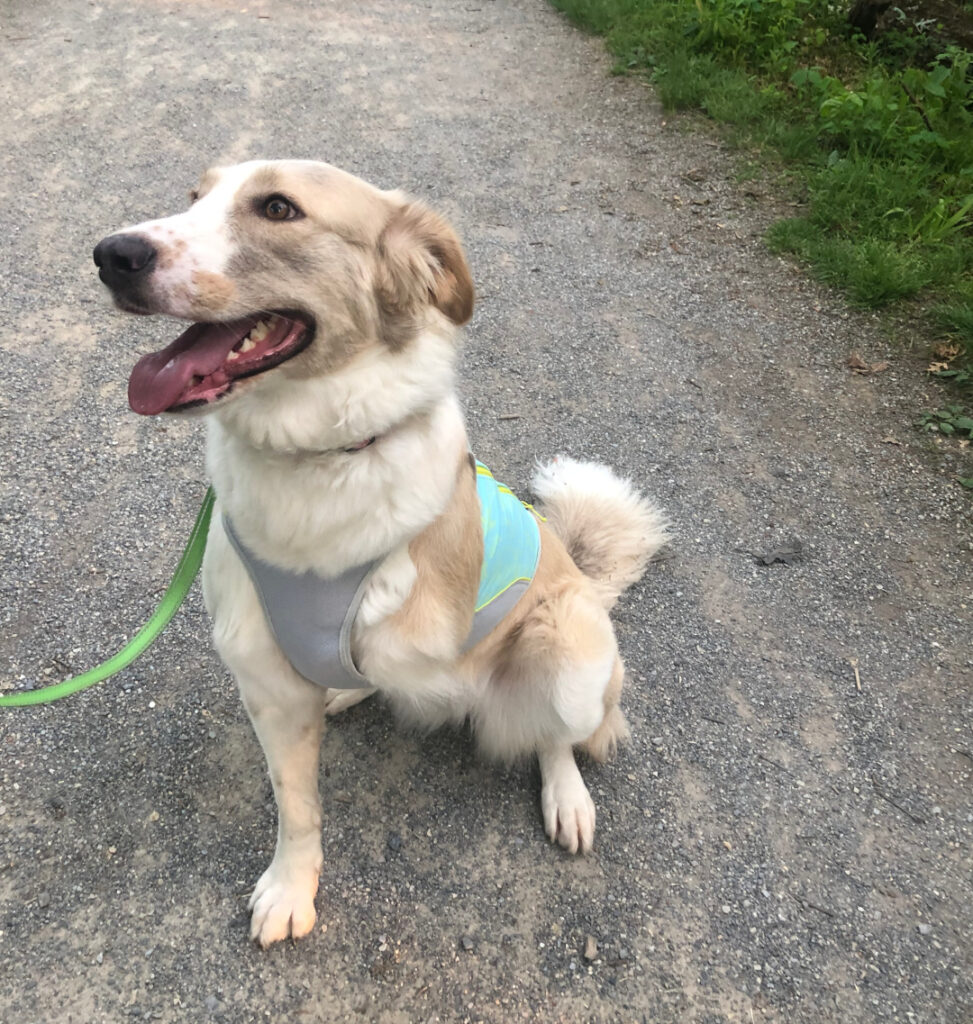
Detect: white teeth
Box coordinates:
(231, 317, 276, 361)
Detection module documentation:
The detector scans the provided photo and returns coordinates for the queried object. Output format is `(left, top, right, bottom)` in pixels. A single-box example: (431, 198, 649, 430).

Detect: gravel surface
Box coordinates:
(1, 2, 970, 1022)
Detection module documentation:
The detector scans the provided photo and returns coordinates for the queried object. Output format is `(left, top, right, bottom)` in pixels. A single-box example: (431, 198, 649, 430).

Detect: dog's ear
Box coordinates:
(376, 200, 474, 329)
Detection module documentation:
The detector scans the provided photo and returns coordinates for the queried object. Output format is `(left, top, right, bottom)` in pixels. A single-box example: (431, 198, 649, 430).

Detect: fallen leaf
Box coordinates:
(933, 342, 960, 361)
(848, 353, 889, 375)
(847, 353, 869, 372)
(927, 361, 950, 374)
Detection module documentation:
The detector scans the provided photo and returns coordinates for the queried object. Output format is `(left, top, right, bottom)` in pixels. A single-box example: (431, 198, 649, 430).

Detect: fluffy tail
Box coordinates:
(531, 456, 669, 609)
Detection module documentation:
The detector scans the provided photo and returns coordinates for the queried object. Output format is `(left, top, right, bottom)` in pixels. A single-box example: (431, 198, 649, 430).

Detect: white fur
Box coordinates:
(532, 455, 669, 608)
(122, 162, 264, 318)
(539, 745, 596, 855)
(208, 385, 466, 576)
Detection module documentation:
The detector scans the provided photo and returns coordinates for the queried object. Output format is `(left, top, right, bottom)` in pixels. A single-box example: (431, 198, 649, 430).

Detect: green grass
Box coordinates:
(550, 0, 973, 366)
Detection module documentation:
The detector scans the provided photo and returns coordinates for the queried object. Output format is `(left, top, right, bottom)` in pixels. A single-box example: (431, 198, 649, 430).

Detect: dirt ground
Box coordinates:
(0, 1, 970, 1022)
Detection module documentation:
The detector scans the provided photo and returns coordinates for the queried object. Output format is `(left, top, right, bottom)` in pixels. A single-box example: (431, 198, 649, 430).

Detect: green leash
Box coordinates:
(0, 487, 215, 708)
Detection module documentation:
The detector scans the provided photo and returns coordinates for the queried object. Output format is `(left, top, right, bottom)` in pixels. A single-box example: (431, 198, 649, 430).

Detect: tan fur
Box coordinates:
(377, 201, 474, 326)
(460, 521, 601, 678)
(190, 269, 236, 313)
(532, 456, 669, 610)
(395, 453, 482, 655)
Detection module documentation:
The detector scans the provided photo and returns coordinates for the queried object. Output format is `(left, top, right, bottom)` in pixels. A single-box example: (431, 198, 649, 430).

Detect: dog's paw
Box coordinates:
(323, 686, 377, 717)
(541, 772, 596, 855)
(248, 859, 321, 948)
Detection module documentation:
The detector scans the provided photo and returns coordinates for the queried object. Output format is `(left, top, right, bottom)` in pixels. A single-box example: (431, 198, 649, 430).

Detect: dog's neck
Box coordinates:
(211, 404, 431, 463)
(203, 326, 467, 576)
(207, 395, 468, 577)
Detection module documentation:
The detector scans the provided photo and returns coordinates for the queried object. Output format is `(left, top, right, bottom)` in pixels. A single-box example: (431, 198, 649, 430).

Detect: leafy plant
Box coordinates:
(917, 405, 973, 437)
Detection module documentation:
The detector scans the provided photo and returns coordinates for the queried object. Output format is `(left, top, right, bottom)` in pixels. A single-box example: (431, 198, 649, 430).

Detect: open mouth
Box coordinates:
(128, 311, 313, 415)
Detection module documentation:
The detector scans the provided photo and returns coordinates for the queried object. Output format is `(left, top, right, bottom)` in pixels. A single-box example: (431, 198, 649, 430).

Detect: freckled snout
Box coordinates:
(93, 233, 157, 295)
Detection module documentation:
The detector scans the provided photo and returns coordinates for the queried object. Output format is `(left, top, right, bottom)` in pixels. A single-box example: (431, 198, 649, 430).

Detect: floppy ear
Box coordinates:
(376, 201, 474, 328)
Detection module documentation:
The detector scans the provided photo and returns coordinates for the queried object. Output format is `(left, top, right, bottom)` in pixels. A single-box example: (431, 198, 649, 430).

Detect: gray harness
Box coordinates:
(224, 515, 376, 689)
(223, 516, 533, 690)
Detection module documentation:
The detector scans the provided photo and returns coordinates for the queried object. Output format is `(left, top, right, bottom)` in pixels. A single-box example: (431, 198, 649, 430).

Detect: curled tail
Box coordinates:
(531, 456, 669, 609)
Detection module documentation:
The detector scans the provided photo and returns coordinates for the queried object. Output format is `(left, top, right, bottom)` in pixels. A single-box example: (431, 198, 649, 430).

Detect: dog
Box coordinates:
(93, 160, 668, 947)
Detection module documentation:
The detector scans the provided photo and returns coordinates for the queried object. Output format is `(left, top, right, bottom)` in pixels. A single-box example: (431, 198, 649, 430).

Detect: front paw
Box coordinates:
(248, 856, 321, 948)
(541, 774, 596, 855)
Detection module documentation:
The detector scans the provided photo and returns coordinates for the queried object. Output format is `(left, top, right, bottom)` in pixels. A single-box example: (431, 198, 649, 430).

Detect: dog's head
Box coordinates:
(94, 160, 474, 418)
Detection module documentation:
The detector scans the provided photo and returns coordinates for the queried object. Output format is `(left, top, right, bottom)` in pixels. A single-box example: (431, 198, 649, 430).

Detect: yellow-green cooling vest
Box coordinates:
(223, 461, 541, 689)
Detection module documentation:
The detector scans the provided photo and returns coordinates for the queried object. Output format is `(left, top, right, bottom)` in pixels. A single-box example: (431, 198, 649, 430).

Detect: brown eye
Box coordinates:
(262, 195, 300, 221)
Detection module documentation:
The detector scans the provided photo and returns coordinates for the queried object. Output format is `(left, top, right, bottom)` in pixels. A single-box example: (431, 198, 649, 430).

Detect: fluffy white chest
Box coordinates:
(206, 394, 467, 578)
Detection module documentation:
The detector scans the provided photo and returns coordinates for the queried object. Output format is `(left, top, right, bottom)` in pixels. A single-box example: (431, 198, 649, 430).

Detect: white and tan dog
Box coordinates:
(94, 160, 667, 947)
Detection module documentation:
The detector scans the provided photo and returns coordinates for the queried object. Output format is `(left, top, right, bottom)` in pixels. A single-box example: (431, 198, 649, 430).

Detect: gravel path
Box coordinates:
(1, 2, 970, 1022)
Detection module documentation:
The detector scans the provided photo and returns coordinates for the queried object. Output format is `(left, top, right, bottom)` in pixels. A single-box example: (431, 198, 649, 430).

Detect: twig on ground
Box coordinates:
(756, 751, 791, 774)
(498, 413, 521, 421)
(789, 891, 835, 918)
(870, 776, 926, 825)
(849, 657, 861, 693)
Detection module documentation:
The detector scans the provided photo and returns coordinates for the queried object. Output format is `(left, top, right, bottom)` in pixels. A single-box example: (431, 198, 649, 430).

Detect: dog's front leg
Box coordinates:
(235, 661, 328, 947)
(204, 512, 329, 946)
(538, 744, 596, 855)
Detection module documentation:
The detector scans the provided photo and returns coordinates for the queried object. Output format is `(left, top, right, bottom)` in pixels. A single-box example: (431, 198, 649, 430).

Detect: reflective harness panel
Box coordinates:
(224, 461, 541, 689)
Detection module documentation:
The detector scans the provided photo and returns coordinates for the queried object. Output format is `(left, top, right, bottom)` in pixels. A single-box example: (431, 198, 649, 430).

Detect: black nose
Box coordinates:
(93, 234, 157, 288)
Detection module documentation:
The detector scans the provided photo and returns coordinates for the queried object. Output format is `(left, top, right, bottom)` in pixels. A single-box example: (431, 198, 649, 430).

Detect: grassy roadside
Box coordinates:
(550, 0, 973, 464)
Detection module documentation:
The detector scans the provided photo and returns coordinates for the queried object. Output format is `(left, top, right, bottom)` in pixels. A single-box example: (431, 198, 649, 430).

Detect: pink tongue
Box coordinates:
(128, 319, 254, 415)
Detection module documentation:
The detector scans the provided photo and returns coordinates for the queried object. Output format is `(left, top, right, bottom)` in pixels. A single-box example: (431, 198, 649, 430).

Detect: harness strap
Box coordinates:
(222, 515, 377, 690)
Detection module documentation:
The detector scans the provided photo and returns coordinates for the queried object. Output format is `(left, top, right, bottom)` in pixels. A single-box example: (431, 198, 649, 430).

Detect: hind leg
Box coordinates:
(580, 656, 629, 763)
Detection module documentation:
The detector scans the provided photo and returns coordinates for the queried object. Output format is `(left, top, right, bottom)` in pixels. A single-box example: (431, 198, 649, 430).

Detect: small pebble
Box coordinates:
(37, 891, 50, 908)
(583, 935, 598, 960)
(917, 923, 932, 936)
(386, 832, 402, 852)
(460, 935, 474, 952)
